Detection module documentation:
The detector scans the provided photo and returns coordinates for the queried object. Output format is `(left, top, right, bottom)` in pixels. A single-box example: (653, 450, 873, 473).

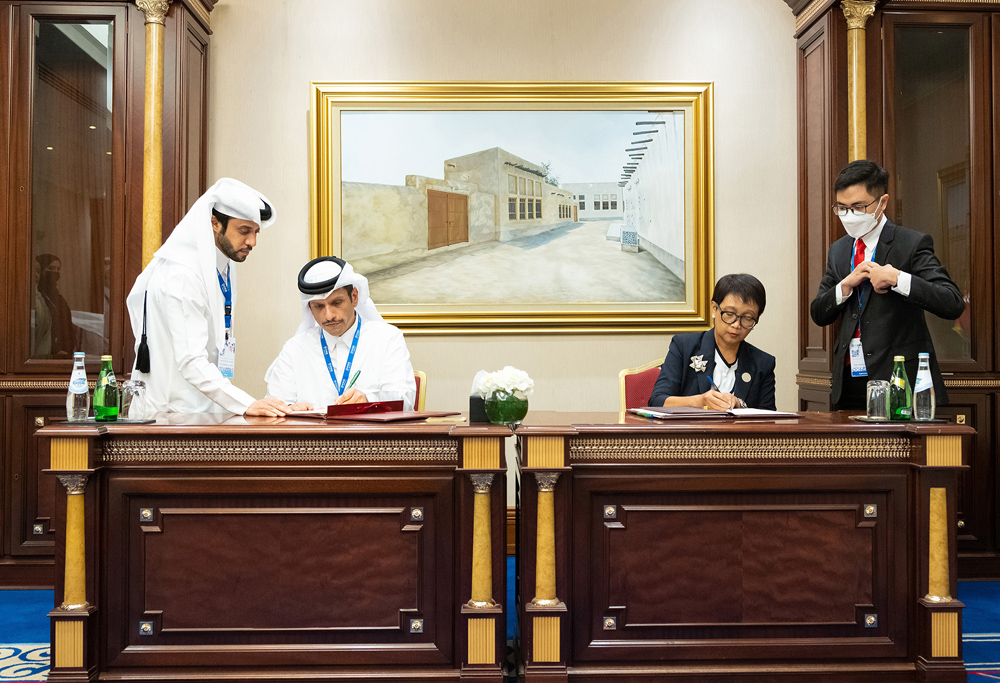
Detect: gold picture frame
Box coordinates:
(310, 81, 714, 334)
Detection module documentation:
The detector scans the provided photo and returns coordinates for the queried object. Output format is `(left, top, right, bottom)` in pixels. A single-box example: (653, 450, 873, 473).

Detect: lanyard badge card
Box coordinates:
(217, 269, 236, 378)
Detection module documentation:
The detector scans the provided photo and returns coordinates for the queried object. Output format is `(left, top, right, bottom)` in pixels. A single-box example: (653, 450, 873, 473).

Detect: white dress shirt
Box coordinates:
(835, 215, 912, 305)
(265, 315, 417, 410)
(713, 350, 737, 394)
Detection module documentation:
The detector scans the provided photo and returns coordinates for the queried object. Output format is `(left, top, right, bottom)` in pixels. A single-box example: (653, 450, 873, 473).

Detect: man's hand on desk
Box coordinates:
(700, 389, 738, 411)
(245, 397, 293, 417)
(334, 388, 368, 405)
(840, 261, 876, 297)
(869, 263, 900, 294)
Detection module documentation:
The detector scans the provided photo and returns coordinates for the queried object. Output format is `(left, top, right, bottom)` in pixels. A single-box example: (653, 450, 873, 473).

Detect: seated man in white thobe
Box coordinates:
(126, 178, 300, 417)
(265, 256, 417, 411)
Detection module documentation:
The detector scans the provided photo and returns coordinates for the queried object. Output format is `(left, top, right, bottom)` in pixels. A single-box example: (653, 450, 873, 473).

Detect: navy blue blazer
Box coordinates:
(649, 330, 777, 410)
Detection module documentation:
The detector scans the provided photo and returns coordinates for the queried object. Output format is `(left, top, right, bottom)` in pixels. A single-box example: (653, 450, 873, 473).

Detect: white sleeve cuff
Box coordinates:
(892, 271, 912, 297)
(835, 279, 851, 306)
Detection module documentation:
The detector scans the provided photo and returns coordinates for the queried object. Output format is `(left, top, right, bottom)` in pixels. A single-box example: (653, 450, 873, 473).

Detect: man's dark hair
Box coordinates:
(712, 273, 767, 317)
(211, 208, 232, 232)
(834, 160, 889, 198)
(342, 284, 355, 299)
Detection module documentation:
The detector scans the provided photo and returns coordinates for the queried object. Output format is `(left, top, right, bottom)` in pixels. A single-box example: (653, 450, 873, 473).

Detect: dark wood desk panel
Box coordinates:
(516, 411, 972, 683)
(40, 415, 509, 683)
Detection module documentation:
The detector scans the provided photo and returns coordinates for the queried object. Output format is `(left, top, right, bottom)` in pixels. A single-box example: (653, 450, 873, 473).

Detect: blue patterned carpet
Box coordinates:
(1, 578, 995, 681)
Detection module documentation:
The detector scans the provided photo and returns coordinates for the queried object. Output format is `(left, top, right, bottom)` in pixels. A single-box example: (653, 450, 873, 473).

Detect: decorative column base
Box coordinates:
(916, 598, 966, 683)
(46, 606, 96, 683)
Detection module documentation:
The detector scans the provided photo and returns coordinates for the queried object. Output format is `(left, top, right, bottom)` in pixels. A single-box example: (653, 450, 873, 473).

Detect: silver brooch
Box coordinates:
(689, 355, 708, 372)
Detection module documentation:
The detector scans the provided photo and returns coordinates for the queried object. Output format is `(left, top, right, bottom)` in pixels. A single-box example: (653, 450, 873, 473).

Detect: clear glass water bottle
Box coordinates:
(66, 352, 90, 421)
(94, 355, 119, 422)
(913, 352, 936, 421)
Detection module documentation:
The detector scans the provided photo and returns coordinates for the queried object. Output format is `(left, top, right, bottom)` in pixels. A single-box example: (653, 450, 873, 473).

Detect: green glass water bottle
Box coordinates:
(94, 355, 119, 422)
(888, 355, 912, 421)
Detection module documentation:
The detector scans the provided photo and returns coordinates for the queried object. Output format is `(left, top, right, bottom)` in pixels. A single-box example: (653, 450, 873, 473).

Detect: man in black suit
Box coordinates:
(810, 160, 964, 410)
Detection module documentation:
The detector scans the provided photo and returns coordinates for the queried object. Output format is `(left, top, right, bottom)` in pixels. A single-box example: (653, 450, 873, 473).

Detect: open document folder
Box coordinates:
(629, 406, 799, 419)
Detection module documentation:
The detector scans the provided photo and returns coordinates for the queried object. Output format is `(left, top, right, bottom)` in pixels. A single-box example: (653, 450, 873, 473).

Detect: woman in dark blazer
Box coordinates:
(649, 273, 776, 410)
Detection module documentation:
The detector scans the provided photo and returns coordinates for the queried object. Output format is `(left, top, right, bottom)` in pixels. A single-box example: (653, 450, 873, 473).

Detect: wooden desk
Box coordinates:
(39, 414, 511, 683)
(515, 411, 973, 683)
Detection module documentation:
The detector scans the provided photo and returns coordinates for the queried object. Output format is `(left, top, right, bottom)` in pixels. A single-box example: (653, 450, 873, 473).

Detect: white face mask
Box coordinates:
(839, 197, 884, 239)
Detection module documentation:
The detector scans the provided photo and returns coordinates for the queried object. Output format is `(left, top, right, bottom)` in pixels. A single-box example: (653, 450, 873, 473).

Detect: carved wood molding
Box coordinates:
(795, 375, 1000, 389)
(101, 438, 459, 462)
(569, 436, 911, 461)
(0, 380, 96, 390)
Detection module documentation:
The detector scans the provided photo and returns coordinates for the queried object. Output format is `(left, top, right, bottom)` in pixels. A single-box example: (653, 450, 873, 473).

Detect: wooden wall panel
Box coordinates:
(105, 472, 455, 668)
(143, 505, 422, 631)
(571, 470, 907, 663)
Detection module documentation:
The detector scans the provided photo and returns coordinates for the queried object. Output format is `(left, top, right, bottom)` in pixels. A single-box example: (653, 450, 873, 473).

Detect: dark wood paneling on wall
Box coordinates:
(0, 0, 212, 588)
(797, 4, 1000, 578)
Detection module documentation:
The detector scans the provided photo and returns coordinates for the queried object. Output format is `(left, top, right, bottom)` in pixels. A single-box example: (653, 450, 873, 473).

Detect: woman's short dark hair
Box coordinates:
(834, 160, 889, 198)
(712, 273, 766, 316)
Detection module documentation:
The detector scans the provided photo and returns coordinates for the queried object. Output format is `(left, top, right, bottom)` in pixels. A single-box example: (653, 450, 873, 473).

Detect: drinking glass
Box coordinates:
(120, 380, 147, 420)
(866, 380, 890, 421)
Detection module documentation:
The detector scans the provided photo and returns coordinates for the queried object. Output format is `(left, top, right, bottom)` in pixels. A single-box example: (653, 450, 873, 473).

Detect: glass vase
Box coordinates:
(484, 390, 529, 429)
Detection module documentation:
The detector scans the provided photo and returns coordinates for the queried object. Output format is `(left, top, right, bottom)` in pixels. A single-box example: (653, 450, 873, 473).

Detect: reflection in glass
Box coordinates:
(29, 20, 113, 359)
(893, 25, 971, 361)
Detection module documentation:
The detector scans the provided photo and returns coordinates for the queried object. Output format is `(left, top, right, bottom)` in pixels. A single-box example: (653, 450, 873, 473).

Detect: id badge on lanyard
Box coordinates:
(218, 338, 236, 378)
(216, 269, 235, 378)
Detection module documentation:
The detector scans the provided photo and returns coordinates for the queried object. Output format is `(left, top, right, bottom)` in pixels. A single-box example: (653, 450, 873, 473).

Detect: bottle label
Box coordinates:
(893, 377, 906, 389)
(69, 375, 88, 394)
(914, 376, 934, 393)
(100, 376, 115, 387)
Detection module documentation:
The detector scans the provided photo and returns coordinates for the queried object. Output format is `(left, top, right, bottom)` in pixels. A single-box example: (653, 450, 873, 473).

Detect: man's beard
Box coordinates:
(216, 232, 248, 262)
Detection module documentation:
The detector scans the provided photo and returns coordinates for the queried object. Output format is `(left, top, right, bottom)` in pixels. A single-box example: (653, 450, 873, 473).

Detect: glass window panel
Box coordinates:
(611, 200, 618, 210)
(593, 200, 599, 210)
(527, 200, 534, 219)
(536, 199, 541, 218)
(508, 197, 516, 221)
(603, 200, 609, 210)
(519, 198, 526, 219)
(893, 25, 971, 361)
(30, 19, 114, 360)
(579, 200, 585, 210)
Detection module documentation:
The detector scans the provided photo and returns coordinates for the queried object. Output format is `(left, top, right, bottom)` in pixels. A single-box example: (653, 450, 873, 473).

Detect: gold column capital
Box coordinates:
(535, 471, 560, 492)
(841, 0, 876, 30)
(57, 473, 89, 495)
(468, 473, 495, 493)
(136, 0, 171, 25)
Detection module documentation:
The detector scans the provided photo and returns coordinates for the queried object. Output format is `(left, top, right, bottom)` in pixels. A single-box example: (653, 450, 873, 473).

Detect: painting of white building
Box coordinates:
(339, 110, 688, 305)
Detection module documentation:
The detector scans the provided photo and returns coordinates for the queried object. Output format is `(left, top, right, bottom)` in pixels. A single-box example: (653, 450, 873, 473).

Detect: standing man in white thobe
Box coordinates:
(264, 256, 417, 411)
(126, 178, 300, 417)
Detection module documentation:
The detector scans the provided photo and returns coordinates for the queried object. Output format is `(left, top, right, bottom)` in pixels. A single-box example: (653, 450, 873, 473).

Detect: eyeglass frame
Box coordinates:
(831, 197, 882, 217)
(718, 309, 758, 330)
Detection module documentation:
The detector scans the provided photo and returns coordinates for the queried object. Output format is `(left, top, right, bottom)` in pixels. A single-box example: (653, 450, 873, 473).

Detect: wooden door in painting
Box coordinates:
(427, 190, 468, 249)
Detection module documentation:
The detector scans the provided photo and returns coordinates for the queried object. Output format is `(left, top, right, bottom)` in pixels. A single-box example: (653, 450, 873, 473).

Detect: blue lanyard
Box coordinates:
(852, 239, 876, 309)
(319, 316, 361, 396)
(216, 269, 232, 336)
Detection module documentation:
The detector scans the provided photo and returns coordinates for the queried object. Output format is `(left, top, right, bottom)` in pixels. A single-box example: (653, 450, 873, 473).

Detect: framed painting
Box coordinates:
(310, 82, 714, 334)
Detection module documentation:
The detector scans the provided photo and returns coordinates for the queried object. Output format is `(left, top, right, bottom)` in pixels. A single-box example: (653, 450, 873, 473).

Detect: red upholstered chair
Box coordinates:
(413, 370, 427, 411)
(618, 358, 664, 411)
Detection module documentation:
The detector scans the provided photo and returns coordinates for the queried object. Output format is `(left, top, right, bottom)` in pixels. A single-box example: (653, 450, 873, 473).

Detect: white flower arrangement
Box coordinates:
(472, 366, 535, 401)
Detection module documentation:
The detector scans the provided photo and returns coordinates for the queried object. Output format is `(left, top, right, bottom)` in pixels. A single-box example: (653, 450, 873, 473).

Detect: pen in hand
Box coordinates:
(706, 375, 721, 392)
(346, 370, 360, 390)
